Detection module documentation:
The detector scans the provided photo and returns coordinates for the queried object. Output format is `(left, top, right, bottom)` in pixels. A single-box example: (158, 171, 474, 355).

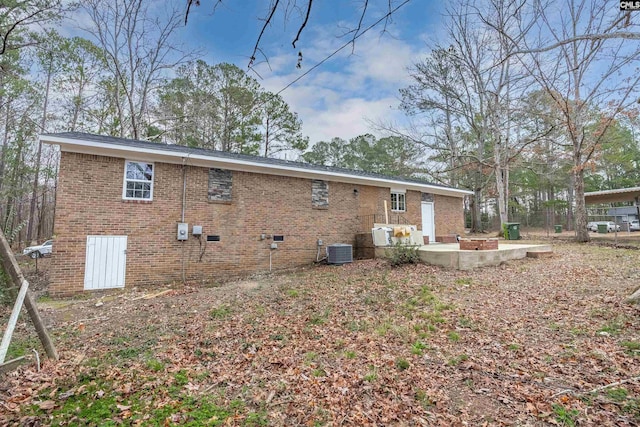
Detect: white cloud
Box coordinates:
(301, 97, 404, 142)
(343, 35, 419, 89)
(253, 28, 422, 144)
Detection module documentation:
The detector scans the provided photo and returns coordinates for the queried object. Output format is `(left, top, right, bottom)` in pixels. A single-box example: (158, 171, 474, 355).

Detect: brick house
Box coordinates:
(41, 132, 471, 296)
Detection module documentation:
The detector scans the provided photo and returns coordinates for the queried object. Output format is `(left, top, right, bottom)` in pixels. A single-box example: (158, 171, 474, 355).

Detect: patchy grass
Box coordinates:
(552, 403, 580, 427)
(597, 318, 625, 335)
(2, 243, 640, 425)
(145, 358, 165, 372)
(454, 277, 472, 286)
(395, 358, 410, 371)
(447, 331, 461, 342)
(209, 305, 232, 319)
(363, 365, 378, 382)
(284, 289, 299, 298)
(447, 353, 469, 366)
(411, 340, 428, 355)
(606, 387, 628, 402)
(308, 309, 330, 326)
(5, 336, 41, 360)
(344, 350, 357, 359)
(621, 340, 640, 357)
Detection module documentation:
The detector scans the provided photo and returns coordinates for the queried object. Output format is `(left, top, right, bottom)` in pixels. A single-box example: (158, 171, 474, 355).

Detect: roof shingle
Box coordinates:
(42, 132, 471, 194)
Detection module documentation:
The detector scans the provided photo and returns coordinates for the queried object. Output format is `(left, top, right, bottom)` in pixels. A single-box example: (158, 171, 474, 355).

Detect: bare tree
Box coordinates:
(82, 0, 193, 139)
(402, 0, 547, 232)
(400, 48, 463, 187)
(514, 0, 640, 242)
(401, 44, 491, 232)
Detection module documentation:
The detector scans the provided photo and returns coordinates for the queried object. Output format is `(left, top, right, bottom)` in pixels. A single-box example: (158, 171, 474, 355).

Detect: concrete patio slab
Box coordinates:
(376, 242, 553, 270)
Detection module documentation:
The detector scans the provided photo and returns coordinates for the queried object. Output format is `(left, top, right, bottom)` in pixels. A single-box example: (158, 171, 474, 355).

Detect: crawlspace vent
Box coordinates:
(327, 244, 353, 265)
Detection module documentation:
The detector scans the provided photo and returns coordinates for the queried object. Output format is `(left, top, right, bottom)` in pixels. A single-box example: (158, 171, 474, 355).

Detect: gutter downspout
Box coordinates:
(182, 157, 188, 223)
(181, 156, 189, 283)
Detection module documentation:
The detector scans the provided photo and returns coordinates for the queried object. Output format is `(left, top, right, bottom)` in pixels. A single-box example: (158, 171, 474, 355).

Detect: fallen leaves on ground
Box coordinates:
(1, 241, 639, 425)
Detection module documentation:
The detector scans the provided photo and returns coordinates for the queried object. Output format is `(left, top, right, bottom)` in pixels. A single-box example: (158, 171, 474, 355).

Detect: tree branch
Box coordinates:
(514, 31, 640, 55)
(292, 0, 313, 49)
(184, 0, 199, 25)
(249, 0, 280, 68)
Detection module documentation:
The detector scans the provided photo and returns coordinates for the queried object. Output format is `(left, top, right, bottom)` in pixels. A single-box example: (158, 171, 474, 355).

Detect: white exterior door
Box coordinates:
(84, 236, 127, 290)
(421, 202, 435, 243)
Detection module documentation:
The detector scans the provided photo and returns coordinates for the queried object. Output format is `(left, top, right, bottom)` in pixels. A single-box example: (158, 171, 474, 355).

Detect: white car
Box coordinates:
(588, 221, 620, 232)
(625, 220, 640, 231)
(23, 240, 53, 258)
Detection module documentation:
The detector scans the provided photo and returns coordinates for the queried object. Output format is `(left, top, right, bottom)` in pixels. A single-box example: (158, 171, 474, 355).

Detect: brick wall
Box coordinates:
(50, 152, 466, 295)
(357, 186, 386, 221)
(459, 238, 498, 250)
(356, 189, 464, 236)
(434, 194, 465, 236)
(356, 187, 423, 229)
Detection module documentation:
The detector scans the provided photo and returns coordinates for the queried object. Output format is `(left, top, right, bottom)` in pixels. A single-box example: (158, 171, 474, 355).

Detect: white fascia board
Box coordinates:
(585, 186, 640, 197)
(41, 135, 473, 198)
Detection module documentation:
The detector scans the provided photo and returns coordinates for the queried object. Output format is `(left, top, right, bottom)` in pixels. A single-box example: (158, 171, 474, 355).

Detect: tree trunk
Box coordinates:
(444, 96, 457, 187)
(574, 168, 589, 242)
(567, 174, 575, 231)
(127, 75, 138, 139)
(0, 104, 11, 198)
(69, 74, 85, 131)
(37, 186, 47, 241)
(27, 56, 53, 244)
(4, 140, 23, 233)
(472, 188, 482, 232)
(495, 165, 508, 226)
(264, 115, 270, 157)
(115, 79, 124, 138)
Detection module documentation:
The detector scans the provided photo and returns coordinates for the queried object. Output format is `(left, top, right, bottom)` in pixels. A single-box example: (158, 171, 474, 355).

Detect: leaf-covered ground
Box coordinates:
(1, 240, 639, 426)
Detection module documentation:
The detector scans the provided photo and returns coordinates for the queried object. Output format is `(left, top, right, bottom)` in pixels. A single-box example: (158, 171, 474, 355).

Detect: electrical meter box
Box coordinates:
(177, 222, 189, 240)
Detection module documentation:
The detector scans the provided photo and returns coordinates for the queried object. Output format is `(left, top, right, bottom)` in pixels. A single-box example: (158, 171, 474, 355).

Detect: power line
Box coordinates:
(272, 0, 412, 97)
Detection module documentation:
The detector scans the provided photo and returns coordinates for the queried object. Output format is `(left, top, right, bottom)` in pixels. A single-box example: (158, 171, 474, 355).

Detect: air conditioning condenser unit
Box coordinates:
(327, 243, 353, 265)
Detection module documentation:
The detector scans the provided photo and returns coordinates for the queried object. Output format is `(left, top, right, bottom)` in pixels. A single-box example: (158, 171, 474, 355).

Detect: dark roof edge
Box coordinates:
(41, 132, 473, 195)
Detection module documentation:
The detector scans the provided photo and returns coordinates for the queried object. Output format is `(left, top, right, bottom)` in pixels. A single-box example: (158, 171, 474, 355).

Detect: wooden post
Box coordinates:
(0, 230, 58, 361)
(0, 278, 28, 363)
(384, 200, 389, 224)
(0, 357, 26, 374)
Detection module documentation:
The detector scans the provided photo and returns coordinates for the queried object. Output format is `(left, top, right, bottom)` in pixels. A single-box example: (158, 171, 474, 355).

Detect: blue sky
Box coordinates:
(183, 0, 444, 144)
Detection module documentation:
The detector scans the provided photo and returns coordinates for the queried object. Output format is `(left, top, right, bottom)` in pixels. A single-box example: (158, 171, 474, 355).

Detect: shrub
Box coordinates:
(386, 242, 420, 267)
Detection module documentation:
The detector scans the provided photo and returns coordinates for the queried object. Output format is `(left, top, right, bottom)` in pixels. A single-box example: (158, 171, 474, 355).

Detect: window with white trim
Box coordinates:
(390, 191, 406, 212)
(123, 161, 154, 200)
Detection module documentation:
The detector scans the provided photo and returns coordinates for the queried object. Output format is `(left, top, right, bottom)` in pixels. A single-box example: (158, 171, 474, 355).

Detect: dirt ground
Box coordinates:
(1, 238, 639, 426)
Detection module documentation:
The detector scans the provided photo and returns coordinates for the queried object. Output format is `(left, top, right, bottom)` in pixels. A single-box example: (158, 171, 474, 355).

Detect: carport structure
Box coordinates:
(584, 186, 640, 205)
(584, 186, 640, 222)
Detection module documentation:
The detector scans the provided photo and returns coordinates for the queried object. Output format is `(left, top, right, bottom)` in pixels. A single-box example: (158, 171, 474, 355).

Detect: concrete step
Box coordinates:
(526, 250, 553, 258)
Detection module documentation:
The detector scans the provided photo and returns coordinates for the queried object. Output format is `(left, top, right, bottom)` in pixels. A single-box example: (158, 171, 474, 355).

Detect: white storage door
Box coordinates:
(421, 202, 435, 243)
(84, 236, 127, 290)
